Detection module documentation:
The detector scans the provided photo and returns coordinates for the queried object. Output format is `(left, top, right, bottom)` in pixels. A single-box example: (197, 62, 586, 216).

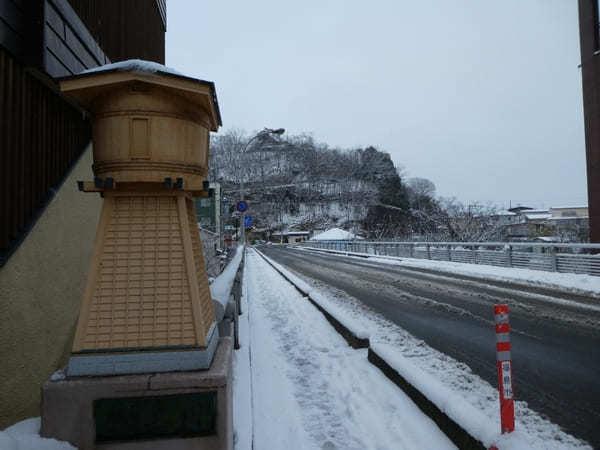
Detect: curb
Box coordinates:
(368, 348, 485, 450)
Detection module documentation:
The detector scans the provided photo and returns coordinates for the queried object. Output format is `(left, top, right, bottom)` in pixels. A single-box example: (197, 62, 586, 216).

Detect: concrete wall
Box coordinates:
(0, 144, 101, 428)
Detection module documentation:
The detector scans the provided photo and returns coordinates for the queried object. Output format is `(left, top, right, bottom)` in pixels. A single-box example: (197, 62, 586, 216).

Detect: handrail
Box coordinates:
(306, 240, 600, 249)
(299, 240, 600, 277)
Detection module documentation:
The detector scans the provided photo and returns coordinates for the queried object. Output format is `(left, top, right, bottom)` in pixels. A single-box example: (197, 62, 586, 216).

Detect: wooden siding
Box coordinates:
(0, 0, 44, 66)
(43, 0, 109, 77)
(66, 0, 165, 64)
(0, 46, 91, 265)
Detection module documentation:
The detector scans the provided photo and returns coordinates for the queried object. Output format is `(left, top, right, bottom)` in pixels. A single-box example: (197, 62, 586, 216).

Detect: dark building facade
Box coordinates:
(1, 0, 166, 265)
(578, 0, 600, 243)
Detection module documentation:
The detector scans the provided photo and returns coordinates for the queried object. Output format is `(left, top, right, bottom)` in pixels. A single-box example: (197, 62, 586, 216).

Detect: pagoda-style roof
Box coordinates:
(59, 60, 222, 131)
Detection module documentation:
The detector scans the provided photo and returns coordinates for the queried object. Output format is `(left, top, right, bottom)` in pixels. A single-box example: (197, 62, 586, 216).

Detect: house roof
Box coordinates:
(273, 231, 310, 236)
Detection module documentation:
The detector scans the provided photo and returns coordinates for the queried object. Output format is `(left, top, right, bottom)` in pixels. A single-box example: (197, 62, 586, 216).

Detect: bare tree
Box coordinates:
(408, 177, 436, 198)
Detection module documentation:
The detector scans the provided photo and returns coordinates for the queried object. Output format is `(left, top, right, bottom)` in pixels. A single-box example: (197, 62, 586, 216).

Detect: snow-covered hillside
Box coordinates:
(209, 131, 409, 236)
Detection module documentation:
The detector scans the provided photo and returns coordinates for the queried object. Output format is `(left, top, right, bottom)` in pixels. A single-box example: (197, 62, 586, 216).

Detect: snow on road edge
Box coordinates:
(299, 246, 600, 298)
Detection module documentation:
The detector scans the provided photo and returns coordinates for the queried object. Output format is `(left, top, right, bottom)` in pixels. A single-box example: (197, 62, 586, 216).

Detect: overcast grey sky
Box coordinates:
(166, 0, 587, 209)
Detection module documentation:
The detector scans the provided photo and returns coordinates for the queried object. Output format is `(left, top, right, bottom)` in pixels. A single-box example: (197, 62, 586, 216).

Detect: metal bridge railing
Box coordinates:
(298, 241, 600, 277)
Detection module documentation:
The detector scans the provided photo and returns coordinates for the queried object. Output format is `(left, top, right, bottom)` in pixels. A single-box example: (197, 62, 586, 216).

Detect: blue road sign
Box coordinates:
(236, 200, 248, 213)
(244, 216, 253, 228)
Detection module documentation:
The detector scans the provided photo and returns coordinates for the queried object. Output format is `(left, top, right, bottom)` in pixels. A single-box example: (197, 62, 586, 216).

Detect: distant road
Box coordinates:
(258, 245, 600, 448)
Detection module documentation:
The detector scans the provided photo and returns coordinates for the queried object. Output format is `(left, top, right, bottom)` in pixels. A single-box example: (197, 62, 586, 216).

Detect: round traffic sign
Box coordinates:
(236, 200, 248, 213)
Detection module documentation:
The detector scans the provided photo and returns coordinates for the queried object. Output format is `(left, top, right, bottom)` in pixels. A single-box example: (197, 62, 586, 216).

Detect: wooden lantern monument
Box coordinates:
(60, 64, 222, 376)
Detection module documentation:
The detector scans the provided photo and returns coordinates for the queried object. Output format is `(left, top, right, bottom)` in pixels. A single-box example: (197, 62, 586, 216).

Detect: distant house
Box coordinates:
(502, 208, 552, 240)
(271, 231, 311, 244)
(500, 206, 589, 242)
(547, 206, 589, 242)
(194, 182, 222, 248)
(550, 206, 588, 218)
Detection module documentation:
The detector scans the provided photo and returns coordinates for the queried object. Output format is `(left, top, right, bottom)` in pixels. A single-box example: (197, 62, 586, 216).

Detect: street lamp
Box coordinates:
(240, 127, 285, 246)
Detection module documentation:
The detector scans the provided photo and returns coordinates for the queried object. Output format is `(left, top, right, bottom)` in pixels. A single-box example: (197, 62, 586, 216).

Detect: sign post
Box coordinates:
(494, 304, 515, 434)
(236, 200, 248, 244)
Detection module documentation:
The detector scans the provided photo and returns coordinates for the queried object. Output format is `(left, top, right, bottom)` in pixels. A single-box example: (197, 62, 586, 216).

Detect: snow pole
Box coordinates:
(494, 304, 515, 433)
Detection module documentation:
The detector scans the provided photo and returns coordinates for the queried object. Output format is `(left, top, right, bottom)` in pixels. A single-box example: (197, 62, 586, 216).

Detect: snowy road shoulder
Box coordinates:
(297, 246, 600, 299)
(234, 249, 456, 450)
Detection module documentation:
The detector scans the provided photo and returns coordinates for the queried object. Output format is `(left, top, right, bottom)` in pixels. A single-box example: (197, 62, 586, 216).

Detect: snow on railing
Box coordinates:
(298, 240, 600, 277)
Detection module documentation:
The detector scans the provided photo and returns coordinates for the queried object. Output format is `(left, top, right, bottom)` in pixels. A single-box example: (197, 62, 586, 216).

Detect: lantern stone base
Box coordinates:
(67, 324, 219, 377)
(41, 337, 233, 450)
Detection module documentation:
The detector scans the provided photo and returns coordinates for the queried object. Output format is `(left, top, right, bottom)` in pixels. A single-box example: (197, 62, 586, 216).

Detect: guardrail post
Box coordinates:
(494, 304, 515, 434)
(426, 244, 431, 260)
(447, 245, 452, 261)
(472, 246, 477, 264)
(505, 245, 512, 267)
(550, 247, 558, 272)
(409, 243, 414, 258)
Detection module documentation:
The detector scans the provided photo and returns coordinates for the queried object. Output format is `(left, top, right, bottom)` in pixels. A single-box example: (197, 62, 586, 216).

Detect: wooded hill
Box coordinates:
(208, 130, 439, 238)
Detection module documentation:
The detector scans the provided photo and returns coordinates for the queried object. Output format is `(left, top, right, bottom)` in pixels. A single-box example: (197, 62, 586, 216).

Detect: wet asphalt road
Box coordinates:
(258, 245, 600, 448)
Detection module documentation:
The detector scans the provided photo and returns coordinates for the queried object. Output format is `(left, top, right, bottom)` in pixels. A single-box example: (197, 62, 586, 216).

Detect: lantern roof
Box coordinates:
(59, 59, 222, 131)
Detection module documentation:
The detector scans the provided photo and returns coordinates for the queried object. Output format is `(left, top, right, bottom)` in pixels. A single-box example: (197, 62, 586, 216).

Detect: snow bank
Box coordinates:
(369, 256, 600, 298)
(301, 246, 600, 297)
(0, 418, 75, 450)
(81, 59, 182, 76)
(210, 246, 244, 309)
(311, 228, 358, 240)
(372, 343, 590, 449)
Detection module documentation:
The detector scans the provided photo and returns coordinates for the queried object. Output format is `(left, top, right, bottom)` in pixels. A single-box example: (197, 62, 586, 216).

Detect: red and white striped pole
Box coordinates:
(494, 304, 515, 434)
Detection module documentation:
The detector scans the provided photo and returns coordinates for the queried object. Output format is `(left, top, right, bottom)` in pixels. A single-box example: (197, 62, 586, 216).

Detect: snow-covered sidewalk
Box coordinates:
(233, 249, 455, 450)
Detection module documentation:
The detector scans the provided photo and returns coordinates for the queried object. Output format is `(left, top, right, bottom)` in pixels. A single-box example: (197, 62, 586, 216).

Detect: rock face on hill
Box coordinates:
(208, 132, 411, 237)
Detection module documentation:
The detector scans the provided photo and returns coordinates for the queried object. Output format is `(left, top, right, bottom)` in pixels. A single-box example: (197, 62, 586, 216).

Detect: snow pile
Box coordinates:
(369, 256, 600, 297)
(372, 344, 560, 450)
(302, 246, 600, 297)
(81, 59, 182, 76)
(0, 418, 74, 450)
(311, 228, 358, 240)
(210, 246, 244, 308)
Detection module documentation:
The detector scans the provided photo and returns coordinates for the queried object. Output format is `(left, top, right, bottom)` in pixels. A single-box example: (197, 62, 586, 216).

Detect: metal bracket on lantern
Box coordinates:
(78, 177, 116, 192)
